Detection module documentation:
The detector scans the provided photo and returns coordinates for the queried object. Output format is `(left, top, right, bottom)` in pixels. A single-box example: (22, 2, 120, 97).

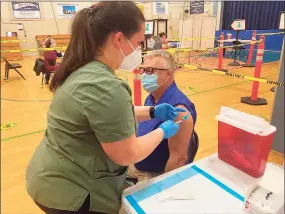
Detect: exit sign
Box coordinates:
(231, 19, 246, 31)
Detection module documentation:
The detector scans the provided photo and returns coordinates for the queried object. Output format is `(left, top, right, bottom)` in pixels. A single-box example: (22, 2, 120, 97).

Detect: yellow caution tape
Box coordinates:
(174, 32, 283, 40)
(1, 36, 218, 43)
(214, 41, 261, 50)
(256, 32, 285, 36)
(142, 40, 260, 56)
(2, 38, 260, 53)
(172, 36, 218, 41)
(1, 122, 16, 130)
(183, 64, 284, 87)
(0, 46, 67, 53)
(1, 39, 35, 43)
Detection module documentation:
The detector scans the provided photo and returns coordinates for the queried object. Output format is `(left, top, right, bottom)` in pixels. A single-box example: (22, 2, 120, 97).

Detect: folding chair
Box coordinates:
(1, 57, 25, 81)
(33, 57, 55, 87)
(231, 41, 246, 58)
(188, 130, 199, 164)
(41, 71, 54, 87)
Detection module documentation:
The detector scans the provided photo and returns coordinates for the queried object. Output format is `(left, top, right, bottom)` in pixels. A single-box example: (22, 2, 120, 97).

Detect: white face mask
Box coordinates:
(119, 39, 142, 71)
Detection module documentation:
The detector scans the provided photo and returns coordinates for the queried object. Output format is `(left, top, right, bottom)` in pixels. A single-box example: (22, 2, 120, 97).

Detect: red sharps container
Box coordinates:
(216, 107, 276, 178)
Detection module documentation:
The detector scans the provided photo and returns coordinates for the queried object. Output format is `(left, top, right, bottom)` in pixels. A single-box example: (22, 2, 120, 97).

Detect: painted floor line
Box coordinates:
(1, 129, 45, 142)
(1, 98, 52, 102)
(189, 73, 277, 96)
(260, 113, 269, 121)
(189, 80, 251, 96)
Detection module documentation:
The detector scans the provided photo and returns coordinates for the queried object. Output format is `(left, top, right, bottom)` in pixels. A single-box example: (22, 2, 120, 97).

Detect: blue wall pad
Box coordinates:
(215, 30, 284, 51)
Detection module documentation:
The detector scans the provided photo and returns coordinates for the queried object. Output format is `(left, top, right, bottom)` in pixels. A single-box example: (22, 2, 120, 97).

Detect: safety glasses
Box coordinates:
(139, 67, 170, 75)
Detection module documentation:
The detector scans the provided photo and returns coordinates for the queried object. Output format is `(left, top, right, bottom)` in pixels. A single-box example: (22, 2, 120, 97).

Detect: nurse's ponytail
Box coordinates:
(50, 2, 145, 92)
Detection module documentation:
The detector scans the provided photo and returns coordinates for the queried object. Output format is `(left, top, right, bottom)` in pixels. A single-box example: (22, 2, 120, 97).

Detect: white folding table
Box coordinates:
(122, 153, 284, 214)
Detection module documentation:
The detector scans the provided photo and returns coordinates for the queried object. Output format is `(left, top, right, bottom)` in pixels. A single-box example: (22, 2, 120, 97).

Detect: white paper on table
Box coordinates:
(138, 174, 246, 214)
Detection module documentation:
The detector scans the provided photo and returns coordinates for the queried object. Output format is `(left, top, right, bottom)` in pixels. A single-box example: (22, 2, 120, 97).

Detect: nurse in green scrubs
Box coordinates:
(26, 2, 184, 214)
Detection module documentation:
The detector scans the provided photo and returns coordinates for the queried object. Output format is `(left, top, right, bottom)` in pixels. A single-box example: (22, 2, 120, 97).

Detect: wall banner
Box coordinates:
(11, 2, 41, 19)
(57, 3, 79, 18)
(153, 2, 169, 15)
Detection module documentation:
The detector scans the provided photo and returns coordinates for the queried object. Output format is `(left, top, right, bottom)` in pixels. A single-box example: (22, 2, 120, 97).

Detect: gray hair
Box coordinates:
(144, 50, 176, 70)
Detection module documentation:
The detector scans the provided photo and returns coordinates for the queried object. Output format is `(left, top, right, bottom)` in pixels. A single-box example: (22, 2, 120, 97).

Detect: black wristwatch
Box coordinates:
(149, 106, 156, 119)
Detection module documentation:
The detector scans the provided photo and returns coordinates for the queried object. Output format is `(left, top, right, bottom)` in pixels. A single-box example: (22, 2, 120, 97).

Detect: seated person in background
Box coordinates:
(139, 40, 144, 50)
(147, 35, 155, 50)
(159, 32, 168, 49)
(43, 40, 59, 84)
(153, 35, 162, 50)
(44, 35, 56, 47)
(128, 50, 197, 182)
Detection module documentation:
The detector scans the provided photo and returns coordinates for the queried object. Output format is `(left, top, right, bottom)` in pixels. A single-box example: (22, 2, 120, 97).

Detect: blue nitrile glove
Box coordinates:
(154, 103, 186, 121)
(159, 120, 180, 139)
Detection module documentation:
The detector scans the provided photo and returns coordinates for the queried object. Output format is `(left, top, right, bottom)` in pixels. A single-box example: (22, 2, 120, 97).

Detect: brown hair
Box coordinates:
(159, 32, 167, 38)
(49, 2, 145, 92)
(45, 40, 52, 48)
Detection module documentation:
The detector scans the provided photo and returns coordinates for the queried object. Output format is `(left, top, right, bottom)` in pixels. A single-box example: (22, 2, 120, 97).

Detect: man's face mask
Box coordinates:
(119, 38, 142, 71)
(141, 73, 159, 93)
(140, 67, 170, 93)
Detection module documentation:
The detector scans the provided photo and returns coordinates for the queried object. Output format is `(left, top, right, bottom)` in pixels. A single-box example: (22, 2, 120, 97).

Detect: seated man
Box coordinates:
(43, 40, 60, 84)
(147, 35, 155, 50)
(153, 36, 162, 50)
(128, 50, 197, 182)
(44, 35, 56, 47)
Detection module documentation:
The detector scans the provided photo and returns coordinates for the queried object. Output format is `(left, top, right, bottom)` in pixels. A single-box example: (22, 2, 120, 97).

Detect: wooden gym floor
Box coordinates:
(1, 53, 284, 213)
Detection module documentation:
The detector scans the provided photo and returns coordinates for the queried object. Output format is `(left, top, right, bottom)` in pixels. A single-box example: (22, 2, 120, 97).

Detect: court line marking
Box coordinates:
(1, 98, 52, 102)
(260, 113, 269, 121)
(188, 73, 277, 96)
(26, 82, 47, 119)
(1, 129, 45, 142)
(189, 80, 251, 96)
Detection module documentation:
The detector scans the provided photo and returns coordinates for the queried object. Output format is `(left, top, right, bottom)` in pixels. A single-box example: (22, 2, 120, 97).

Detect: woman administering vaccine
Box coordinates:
(26, 2, 184, 214)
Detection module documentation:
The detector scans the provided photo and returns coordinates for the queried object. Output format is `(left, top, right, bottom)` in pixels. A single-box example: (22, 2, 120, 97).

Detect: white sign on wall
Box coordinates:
(145, 21, 154, 35)
(57, 3, 79, 18)
(11, 2, 41, 19)
(231, 19, 246, 31)
(153, 2, 168, 15)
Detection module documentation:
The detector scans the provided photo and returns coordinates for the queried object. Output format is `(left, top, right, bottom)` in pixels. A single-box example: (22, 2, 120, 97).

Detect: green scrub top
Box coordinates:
(26, 61, 137, 213)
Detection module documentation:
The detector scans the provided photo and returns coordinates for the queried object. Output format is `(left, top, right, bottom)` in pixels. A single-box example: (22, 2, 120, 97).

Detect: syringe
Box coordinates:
(176, 114, 190, 124)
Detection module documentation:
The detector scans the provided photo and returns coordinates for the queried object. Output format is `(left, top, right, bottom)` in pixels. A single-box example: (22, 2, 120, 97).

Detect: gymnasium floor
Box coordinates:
(1, 53, 284, 213)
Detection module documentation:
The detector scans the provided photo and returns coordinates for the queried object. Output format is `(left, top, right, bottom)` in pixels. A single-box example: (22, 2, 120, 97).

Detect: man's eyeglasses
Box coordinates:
(139, 67, 170, 75)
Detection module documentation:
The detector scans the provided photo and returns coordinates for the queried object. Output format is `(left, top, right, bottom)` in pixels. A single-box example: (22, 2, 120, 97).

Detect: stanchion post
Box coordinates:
(133, 69, 142, 106)
(241, 35, 267, 105)
(248, 30, 256, 66)
(243, 30, 256, 67)
(217, 32, 227, 72)
(218, 32, 224, 70)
